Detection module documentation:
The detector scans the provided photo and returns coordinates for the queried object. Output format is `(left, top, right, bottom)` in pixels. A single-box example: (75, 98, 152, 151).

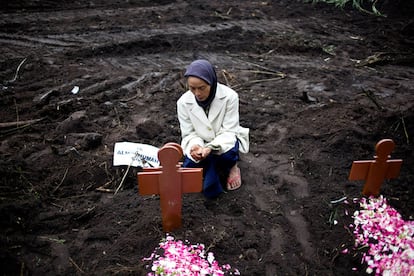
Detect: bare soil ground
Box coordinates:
(1, 1, 413, 275)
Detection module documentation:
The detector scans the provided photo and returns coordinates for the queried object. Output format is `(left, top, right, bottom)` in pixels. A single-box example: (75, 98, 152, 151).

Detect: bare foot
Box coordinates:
(227, 164, 241, 190)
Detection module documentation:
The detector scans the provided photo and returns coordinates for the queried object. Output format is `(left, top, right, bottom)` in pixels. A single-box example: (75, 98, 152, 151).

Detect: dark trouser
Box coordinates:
(182, 141, 240, 198)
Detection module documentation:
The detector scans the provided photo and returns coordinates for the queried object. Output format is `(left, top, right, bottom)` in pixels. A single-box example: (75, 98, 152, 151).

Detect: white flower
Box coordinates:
(207, 252, 215, 264)
(382, 270, 391, 276)
(385, 225, 394, 232)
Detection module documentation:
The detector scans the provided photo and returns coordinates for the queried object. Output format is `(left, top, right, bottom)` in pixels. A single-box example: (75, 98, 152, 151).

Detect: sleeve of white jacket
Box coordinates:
(177, 100, 204, 161)
(205, 91, 239, 154)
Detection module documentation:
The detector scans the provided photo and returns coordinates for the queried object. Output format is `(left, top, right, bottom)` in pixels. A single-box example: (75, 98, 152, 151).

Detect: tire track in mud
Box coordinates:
(0, 17, 296, 56)
(241, 123, 315, 261)
(0, 1, 185, 28)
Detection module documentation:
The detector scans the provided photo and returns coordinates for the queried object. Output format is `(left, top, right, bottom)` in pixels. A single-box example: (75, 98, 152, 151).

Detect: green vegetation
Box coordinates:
(305, 0, 384, 16)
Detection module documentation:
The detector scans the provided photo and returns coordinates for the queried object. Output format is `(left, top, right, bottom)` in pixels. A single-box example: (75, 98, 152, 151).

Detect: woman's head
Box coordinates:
(184, 59, 218, 108)
(187, 76, 210, 102)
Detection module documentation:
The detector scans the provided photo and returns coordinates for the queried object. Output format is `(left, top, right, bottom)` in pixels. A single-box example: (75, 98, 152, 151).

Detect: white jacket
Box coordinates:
(177, 83, 249, 161)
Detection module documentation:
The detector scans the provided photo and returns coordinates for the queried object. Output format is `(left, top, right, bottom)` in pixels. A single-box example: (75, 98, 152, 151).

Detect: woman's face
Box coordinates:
(188, 76, 211, 102)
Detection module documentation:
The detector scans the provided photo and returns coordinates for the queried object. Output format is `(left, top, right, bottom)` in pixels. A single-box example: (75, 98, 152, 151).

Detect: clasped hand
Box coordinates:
(190, 145, 211, 161)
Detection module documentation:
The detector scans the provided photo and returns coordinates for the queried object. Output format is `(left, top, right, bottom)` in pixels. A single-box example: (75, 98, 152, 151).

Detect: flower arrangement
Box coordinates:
(346, 195, 414, 275)
(143, 235, 240, 276)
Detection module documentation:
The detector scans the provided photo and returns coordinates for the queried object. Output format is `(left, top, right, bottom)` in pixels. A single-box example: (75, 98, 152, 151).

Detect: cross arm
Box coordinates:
(385, 159, 403, 179)
(180, 168, 203, 193)
(138, 171, 161, 195)
(348, 160, 371, 180)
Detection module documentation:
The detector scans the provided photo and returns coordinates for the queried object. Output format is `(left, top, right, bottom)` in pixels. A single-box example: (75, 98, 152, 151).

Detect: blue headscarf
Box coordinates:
(184, 59, 217, 110)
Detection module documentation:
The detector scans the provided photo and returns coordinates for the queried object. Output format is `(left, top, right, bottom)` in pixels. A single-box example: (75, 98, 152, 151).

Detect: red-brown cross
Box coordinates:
(137, 142, 203, 232)
(348, 139, 402, 196)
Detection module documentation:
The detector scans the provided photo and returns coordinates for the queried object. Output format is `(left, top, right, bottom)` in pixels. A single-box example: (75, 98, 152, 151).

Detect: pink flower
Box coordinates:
(349, 196, 414, 275)
(143, 234, 239, 275)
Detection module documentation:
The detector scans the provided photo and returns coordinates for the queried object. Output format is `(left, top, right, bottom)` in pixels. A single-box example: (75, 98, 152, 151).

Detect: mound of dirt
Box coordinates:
(1, 1, 413, 275)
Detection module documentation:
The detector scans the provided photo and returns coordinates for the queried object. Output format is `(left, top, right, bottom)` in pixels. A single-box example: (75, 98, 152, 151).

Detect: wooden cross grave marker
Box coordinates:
(137, 142, 203, 232)
(348, 139, 402, 196)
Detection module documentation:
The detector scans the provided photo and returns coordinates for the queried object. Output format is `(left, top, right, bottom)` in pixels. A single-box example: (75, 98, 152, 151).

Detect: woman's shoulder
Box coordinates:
(217, 83, 238, 98)
(177, 90, 194, 104)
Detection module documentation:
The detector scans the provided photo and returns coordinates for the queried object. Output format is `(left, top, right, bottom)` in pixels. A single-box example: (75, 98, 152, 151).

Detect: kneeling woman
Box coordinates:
(177, 59, 249, 198)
